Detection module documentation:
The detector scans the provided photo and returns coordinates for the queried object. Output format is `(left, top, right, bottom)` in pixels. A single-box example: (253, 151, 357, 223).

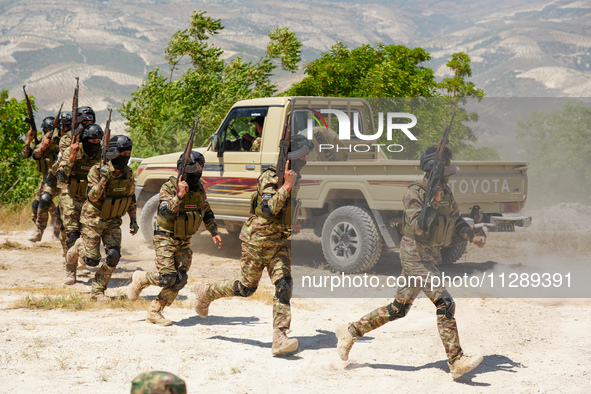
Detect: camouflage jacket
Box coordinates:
(239, 166, 295, 246)
(250, 136, 261, 151)
(82, 162, 137, 221)
(157, 177, 218, 237)
(400, 177, 474, 262)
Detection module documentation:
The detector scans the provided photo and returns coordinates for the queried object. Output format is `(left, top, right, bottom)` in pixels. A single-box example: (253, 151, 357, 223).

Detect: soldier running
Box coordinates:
(193, 134, 313, 356)
(335, 146, 486, 379)
(127, 151, 222, 326)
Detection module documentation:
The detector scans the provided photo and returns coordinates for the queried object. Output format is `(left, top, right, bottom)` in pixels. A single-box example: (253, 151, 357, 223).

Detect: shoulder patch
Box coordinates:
(262, 193, 274, 200)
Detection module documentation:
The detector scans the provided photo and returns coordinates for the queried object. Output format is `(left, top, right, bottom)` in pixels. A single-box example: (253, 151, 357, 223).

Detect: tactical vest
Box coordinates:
(36, 139, 60, 176)
(89, 176, 134, 220)
(157, 191, 204, 238)
(67, 157, 96, 200)
(249, 168, 298, 226)
(403, 181, 455, 247)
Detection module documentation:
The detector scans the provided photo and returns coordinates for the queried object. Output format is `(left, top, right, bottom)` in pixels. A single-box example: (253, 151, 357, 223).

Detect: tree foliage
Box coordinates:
(0, 88, 41, 204)
(120, 11, 302, 159)
(518, 101, 591, 205)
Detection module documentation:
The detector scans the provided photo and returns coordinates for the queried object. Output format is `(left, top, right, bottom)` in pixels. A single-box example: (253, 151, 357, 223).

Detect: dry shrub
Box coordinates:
(0, 202, 33, 231)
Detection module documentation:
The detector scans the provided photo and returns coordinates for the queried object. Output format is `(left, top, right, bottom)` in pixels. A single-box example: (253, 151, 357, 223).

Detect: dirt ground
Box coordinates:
(1, 203, 590, 393)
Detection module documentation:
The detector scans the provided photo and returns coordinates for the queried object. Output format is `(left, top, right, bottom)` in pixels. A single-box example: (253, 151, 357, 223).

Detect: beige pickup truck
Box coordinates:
(135, 96, 531, 273)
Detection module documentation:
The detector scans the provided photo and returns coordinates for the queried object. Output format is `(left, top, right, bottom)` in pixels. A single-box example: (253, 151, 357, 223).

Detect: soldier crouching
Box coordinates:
(127, 151, 222, 326)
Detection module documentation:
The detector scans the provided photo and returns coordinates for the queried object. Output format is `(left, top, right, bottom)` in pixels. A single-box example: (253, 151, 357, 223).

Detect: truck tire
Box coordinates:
(140, 194, 159, 243)
(321, 206, 383, 274)
(440, 238, 468, 265)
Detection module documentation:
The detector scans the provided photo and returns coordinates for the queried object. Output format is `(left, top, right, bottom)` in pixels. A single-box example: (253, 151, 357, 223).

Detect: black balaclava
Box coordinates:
(186, 173, 202, 192)
(82, 140, 100, 157)
(111, 155, 130, 170)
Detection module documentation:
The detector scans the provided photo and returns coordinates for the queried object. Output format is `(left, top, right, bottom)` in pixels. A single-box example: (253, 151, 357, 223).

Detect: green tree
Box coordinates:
(437, 52, 484, 99)
(0, 88, 41, 204)
(120, 11, 302, 158)
(518, 101, 591, 205)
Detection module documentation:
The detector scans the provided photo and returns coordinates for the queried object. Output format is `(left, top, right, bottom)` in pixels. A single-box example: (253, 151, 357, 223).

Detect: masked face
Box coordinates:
(82, 140, 100, 157)
(290, 158, 307, 174)
(186, 172, 202, 192)
(111, 155, 130, 170)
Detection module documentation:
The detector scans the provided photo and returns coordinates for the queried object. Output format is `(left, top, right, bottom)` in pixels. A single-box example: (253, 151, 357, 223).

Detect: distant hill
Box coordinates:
(2, 0, 591, 133)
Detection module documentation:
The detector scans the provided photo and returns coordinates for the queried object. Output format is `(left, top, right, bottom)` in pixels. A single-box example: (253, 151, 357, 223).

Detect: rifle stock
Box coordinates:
(424, 111, 456, 207)
(70, 77, 80, 146)
(22, 85, 39, 144)
(102, 109, 112, 165)
(177, 118, 200, 190)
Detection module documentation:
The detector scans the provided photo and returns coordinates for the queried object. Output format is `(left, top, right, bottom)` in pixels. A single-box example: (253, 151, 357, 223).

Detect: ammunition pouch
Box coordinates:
(68, 177, 88, 200)
(173, 210, 202, 238)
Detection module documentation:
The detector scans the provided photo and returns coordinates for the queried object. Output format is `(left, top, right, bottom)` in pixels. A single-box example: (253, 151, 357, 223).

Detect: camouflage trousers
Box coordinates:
(206, 241, 292, 330)
(80, 215, 123, 294)
(349, 258, 463, 363)
(32, 178, 57, 230)
(145, 233, 193, 306)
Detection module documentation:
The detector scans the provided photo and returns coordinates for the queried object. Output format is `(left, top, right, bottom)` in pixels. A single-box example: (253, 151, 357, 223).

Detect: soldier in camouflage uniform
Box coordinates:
(193, 134, 314, 356)
(128, 151, 222, 326)
(57, 123, 103, 284)
(27, 116, 65, 242)
(66, 135, 138, 301)
(130, 370, 186, 394)
(336, 146, 486, 379)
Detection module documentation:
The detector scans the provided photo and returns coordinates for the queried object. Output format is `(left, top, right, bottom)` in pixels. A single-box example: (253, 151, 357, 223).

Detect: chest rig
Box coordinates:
(67, 157, 98, 199)
(36, 138, 60, 176)
(157, 188, 204, 238)
(90, 174, 134, 220)
(403, 181, 455, 247)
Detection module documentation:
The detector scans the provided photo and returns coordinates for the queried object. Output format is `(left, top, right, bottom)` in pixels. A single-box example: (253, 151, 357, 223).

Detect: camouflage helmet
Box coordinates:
(419, 145, 452, 173)
(130, 371, 186, 394)
(177, 151, 205, 174)
(288, 133, 314, 160)
(106, 135, 133, 160)
(60, 111, 73, 128)
(80, 123, 104, 141)
(41, 116, 56, 133)
(77, 106, 96, 123)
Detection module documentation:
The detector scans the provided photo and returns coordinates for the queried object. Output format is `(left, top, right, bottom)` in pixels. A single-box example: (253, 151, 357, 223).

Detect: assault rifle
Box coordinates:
(276, 118, 291, 188)
(424, 111, 456, 208)
(51, 102, 64, 139)
(101, 109, 112, 165)
(70, 77, 81, 146)
(177, 117, 200, 190)
(22, 85, 39, 145)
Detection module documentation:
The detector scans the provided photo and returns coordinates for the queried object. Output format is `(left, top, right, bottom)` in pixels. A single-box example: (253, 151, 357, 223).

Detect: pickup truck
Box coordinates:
(134, 96, 531, 273)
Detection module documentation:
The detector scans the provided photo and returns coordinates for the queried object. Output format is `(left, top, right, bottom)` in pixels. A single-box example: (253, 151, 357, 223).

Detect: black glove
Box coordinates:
(417, 206, 437, 233)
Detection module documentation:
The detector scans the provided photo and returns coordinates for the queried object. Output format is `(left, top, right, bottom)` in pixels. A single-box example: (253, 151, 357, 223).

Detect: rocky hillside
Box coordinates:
(1, 0, 591, 129)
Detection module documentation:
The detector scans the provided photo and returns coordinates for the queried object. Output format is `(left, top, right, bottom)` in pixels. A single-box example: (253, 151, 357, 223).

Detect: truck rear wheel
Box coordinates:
(321, 206, 383, 274)
(140, 194, 159, 243)
(440, 238, 468, 265)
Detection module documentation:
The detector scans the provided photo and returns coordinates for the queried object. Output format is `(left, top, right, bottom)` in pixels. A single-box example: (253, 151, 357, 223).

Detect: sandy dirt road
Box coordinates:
(1, 203, 590, 393)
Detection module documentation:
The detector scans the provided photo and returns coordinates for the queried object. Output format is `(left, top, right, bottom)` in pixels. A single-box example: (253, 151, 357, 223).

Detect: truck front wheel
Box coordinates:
(321, 206, 383, 274)
(140, 194, 159, 243)
(440, 238, 468, 265)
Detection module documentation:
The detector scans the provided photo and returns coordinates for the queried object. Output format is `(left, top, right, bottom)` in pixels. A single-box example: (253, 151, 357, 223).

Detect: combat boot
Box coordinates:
(336, 324, 357, 361)
(271, 328, 298, 355)
(64, 267, 76, 285)
(146, 299, 172, 326)
(127, 271, 149, 301)
(90, 291, 110, 303)
(448, 353, 483, 379)
(65, 241, 79, 267)
(193, 283, 213, 317)
(27, 227, 43, 243)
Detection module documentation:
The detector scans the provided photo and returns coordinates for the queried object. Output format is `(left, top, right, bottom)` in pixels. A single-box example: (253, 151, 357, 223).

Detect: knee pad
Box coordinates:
(105, 247, 121, 268)
(83, 255, 100, 267)
(66, 231, 80, 249)
(39, 192, 53, 209)
(387, 300, 411, 320)
(435, 290, 456, 318)
(158, 273, 177, 288)
(274, 276, 293, 305)
(233, 280, 257, 297)
(32, 200, 39, 214)
(171, 270, 188, 292)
